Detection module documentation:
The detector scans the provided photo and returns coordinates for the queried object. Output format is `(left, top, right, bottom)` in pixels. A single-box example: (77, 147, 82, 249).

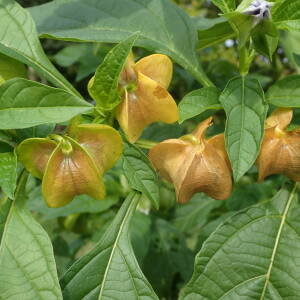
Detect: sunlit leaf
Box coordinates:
(180, 185, 300, 299)
(0, 0, 79, 96)
(29, 0, 212, 86)
(0, 78, 92, 129)
(220, 76, 267, 181)
(60, 192, 158, 300)
(0, 173, 62, 299)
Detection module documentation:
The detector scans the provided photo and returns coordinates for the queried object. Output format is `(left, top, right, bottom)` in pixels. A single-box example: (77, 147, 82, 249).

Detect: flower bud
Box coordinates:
(18, 124, 122, 208)
(257, 108, 300, 182)
(243, 0, 273, 21)
(116, 53, 179, 143)
(149, 117, 232, 203)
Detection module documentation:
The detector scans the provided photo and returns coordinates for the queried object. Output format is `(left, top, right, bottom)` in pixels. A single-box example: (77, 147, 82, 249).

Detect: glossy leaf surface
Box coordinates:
(122, 141, 160, 209)
(179, 87, 221, 123)
(266, 75, 300, 107)
(60, 192, 158, 300)
(0, 173, 62, 299)
(220, 76, 267, 181)
(88, 34, 138, 110)
(180, 185, 300, 299)
(0, 78, 92, 129)
(0, 0, 79, 96)
(273, 0, 300, 31)
(29, 0, 212, 86)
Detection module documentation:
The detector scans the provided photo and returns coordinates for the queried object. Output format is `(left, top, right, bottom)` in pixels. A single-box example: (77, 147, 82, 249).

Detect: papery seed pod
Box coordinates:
(116, 54, 179, 143)
(149, 117, 232, 203)
(18, 124, 123, 208)
(257, 108, 300, 182)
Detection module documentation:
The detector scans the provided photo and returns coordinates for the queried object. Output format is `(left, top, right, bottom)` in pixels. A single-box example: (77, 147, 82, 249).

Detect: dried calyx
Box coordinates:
(257, 108, 300, 182)
(18, 124, 123, 208)
(149, 117, 232, 203)
(116, 53, 179, 143)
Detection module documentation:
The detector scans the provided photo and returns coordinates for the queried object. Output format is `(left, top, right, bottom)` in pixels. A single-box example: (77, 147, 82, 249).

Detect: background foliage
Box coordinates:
(1, 0, 300, 299)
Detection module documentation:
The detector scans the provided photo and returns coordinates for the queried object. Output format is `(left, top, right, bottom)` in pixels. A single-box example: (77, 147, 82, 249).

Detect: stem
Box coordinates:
(134, 139, 158, 149)
(188, 64, 215, 87)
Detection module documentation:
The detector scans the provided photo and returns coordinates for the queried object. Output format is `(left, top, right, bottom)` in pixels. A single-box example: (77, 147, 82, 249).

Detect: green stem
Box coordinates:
(188, 64, 215, 87)
(134, 139, 158, 149)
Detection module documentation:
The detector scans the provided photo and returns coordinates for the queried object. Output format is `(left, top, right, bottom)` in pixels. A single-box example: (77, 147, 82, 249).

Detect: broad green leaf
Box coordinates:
(60, 192, 158, 300)
(273, 0, 300, 31)
(266, 75, 300, 107)
(211, 0, 236, 13)
(220, 76, 267, 181)
(280, 30, 300, 72)
(180, 184, 300, 299)
(122, 140, 160, 209)
(0, 0, 79, 96)
(172, 193, 222, 233)
(89, 34, 138, 110)
(0, 152, 17, 198)
(29, 0, 213, 87)
(0, 53, 26, 84)
(179, 87, 221, 123)
(197, 20, 235, 49)
(252, 20, 279, 60)
(0, 78, 92, 129)
(0, 172, 62, 299)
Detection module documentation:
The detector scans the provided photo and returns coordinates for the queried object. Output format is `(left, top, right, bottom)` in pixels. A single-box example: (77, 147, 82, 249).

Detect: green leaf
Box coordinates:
(0, 53, 26, 84)
(211, 0, 236, 13)
(122, 140, 160, 209)
(0, 78, 92, 129)
(29, 0, 213, 87)
(273, 0, 300, 31)
(0, 172, 62, 299)
(60, 192, 158, 300)
(89, 34, 138, 110)
(179, 87, 222, 123)
(172, 193, 222, 233)
(252, 20, 279, 60)
(180, 184, 300, 299)
(0, 152, 17, 198)
(280, 30, 300, 72)
(0, 0, 79, 96)
(197, 19, 235, 49)
(266, 75, 300, 107)
(220, 76, 267, 181)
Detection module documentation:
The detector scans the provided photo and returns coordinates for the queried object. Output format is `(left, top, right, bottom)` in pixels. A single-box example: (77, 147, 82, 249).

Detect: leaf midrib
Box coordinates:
(1, 5, 79, 97)
(259, 183, 299, 299)
(98, 193, 139, 299)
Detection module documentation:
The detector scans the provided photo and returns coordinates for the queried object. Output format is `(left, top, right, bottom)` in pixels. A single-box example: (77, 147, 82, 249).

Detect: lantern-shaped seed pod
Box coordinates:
(116, 53, 179, 143)
(149, 117, 232, 203)
(18, 124, 123, 208)
(257, 108, 300, 182)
